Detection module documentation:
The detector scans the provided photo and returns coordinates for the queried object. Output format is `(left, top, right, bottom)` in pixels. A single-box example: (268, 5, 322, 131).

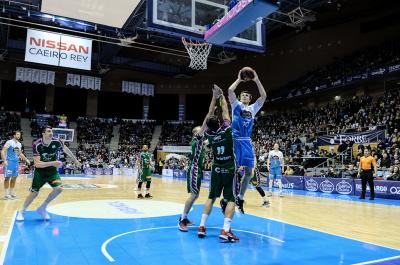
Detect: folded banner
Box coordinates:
(317, 130, 385, 146)
(16, 67, 55, 85)
(66, 73, 101, 90)
(122, 81, 155, 96)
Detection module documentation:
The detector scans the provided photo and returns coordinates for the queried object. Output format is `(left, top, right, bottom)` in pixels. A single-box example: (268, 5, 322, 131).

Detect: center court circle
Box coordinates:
(47, 200, 184, 219)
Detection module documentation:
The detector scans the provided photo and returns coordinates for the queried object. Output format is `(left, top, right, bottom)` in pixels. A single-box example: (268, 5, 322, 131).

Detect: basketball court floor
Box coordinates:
(1, 174, 400, 265)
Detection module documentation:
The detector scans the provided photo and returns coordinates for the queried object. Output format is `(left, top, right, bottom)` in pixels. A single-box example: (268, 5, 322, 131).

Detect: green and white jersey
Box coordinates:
(140, 152, 152, 169)
(189, 134, 206, 170)
(32, 138, 63, 176)
(205, 119, 235, 167)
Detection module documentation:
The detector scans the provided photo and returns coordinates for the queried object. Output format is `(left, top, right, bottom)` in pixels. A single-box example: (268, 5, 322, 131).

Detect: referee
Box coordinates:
(357, 148, 377, 200)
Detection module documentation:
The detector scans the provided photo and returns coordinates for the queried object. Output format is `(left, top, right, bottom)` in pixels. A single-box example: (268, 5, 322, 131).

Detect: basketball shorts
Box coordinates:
(186, 163, 203, 195)
(138, 168, 152, 182)
(208, 163, 235, 202)
(30, 170, 62, 192)
(269, 167, 282, 180)
(233, 138, 254, 168)
(4, 162, 19, 177)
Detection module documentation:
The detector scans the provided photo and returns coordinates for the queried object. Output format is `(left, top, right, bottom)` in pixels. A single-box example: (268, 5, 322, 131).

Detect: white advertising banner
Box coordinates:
(25, 29, 92, 70)
(162, 146, 191, 153)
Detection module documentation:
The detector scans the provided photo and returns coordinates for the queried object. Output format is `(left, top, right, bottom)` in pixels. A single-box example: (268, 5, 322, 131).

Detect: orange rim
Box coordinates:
(181, 37, 210, 47)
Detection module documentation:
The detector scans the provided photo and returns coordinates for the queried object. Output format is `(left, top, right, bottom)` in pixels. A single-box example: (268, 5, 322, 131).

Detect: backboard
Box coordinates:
(52, 128, 75, 143)
(147, 0, 265, 52)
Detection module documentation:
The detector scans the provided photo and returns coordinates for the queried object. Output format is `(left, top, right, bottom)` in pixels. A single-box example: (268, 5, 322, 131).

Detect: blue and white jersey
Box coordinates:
(229, 94, 264, 139)
(3, 140, 22, 162)
(268, 150, 284, 169)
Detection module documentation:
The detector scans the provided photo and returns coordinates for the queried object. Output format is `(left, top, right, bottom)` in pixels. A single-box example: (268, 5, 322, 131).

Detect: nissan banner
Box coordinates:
(25, 29, 92, 70)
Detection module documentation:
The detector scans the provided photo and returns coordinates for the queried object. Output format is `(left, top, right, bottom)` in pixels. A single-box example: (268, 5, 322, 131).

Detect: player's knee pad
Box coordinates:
(146, 181, 151, 189)
(138, 182, 143, 188)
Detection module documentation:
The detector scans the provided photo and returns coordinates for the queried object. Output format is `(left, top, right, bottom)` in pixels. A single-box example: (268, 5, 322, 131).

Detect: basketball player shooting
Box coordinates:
(228, 67, 267, 214)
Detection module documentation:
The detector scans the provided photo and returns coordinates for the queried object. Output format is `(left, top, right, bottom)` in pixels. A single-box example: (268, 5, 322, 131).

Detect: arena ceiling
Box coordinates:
(0, 0, 399, 78)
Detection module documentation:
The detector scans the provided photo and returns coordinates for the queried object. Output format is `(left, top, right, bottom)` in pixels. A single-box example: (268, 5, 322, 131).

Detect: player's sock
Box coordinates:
(223, 218, 232, 232)
(200, 214, 208, 227)
(39, 201, 48, 210)
(4, 188, 9, 197)
(181, 213, 188, 220)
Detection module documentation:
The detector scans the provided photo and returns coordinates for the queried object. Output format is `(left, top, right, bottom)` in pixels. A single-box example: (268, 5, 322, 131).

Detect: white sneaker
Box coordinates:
(10, 193, 17, 199)
(36, 207, 51, 220)
(266, 192, 272, 197)
(16, 211, 25, 221)
(279, 192, 284, 197)
(4, 194, 11, 200)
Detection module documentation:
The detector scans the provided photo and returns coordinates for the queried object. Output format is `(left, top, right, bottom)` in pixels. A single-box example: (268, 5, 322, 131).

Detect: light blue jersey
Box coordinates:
(230, 98, 263, 139)
(3, 139, 22, 177)
(268, 150, 284, 169)
(229, 94, 264, 168)
(4, 140, 21, 162)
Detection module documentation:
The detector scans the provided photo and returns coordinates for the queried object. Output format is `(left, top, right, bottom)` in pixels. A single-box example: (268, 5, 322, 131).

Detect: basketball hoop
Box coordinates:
(182, 37, 212, 70)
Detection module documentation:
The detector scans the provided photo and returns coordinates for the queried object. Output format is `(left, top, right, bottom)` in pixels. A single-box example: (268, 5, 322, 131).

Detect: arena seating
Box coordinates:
(0, 111, 21, 148)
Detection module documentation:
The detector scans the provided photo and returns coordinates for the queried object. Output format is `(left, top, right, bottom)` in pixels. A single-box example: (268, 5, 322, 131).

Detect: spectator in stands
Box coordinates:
(380, 152, 391, 169)
(387, 166, 400, 181)
(284, 166, 294, 176)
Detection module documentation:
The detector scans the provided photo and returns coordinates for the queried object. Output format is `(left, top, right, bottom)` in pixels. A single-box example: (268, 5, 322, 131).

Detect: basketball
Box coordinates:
(240, 67, 255, 81)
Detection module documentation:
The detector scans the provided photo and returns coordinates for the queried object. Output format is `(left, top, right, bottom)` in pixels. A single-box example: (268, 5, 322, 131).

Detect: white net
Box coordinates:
(182, 37, 212, 70)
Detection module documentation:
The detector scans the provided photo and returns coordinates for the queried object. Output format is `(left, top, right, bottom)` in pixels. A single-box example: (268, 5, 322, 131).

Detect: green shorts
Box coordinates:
(186, 164, 202, 194)
(30, 170, 62, 192)
(208, 163, 235, 202)
(138, 168, 152, 182)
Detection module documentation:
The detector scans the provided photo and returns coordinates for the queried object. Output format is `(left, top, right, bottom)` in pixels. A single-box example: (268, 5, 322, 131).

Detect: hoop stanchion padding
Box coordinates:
(204, 0, 278, 45)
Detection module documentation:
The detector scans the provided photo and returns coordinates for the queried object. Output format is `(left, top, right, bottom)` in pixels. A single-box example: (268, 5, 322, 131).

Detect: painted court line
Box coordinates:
(266, 216, 400, 252)
(0, 211, 17, 265)
(101, 226, 284, 262)
(352, 255, 400, 265)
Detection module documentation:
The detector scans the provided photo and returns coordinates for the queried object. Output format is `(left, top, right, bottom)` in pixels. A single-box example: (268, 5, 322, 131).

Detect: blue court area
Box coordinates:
(2, 204, 400, 265)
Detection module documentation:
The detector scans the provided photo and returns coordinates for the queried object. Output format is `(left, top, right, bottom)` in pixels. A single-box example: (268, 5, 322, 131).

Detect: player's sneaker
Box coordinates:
(279, 191, 284, 197)
(36, 207, 50, 220)
(137, 194, 144, 199)
(16, 211, 25, 221)
(178, 218, 189, 232)
(198, 226, 206, 238)
(236, 198, 245, 214)
(220, 199, 227, 214)
(266, 192, 272, 197)
(144, 193, 153, 199)
(4, 194, 11, 200)
(186, 219, 194, 226)
(261, 201, 270, 207)
(10, 193, 17, 199)
(219, 229, 239, 242)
